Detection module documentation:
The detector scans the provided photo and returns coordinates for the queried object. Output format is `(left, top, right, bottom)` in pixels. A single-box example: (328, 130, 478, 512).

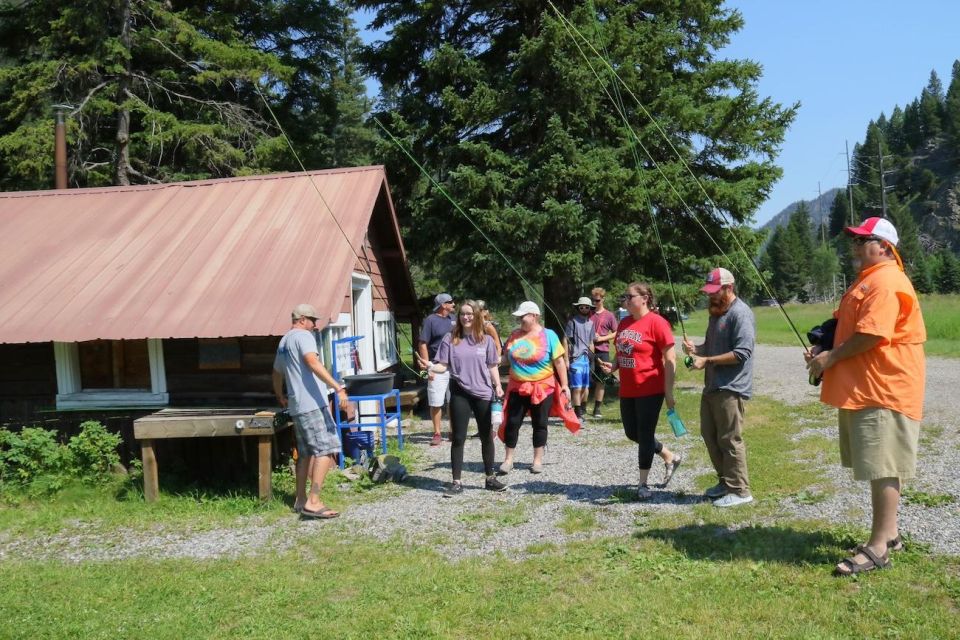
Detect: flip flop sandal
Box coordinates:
(834, 545, 890, 576)
(301, 506, 340, 519)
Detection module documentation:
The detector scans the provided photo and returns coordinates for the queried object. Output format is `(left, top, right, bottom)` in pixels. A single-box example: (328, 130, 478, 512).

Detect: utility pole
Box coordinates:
(878, 140, 888, 219)
(845, 140, 855, 225)
(818, 181, 825, 245)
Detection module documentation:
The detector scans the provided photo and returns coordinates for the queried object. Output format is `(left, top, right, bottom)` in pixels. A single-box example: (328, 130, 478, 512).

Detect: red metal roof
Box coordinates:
(0, 166, 413, 343)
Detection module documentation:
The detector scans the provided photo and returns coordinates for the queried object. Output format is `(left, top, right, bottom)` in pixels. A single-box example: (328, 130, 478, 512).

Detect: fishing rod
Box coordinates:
(372, 116, 607, 385)
(584, 0, 689, 343)
(548, 2, 810, 363)
(253, 84, 427, 381)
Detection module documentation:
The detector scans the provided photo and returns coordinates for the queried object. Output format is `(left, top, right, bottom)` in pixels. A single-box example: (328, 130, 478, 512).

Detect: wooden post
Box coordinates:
(257, 435, 271, 501)
(141, 439, 159, 503)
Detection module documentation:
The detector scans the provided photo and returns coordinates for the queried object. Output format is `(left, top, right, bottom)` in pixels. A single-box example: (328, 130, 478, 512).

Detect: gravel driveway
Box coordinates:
(2, 343, 957, 562)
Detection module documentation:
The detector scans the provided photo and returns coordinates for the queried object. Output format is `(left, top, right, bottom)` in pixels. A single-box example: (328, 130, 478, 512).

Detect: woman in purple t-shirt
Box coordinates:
(425, 300, 506, 496)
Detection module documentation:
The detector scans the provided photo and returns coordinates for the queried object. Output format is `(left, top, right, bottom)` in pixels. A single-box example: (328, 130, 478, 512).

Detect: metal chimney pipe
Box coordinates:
(53, 105, 70, 189)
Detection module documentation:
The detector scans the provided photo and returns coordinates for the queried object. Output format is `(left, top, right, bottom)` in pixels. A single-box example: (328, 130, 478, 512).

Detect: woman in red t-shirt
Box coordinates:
(600, 282, 682, 499)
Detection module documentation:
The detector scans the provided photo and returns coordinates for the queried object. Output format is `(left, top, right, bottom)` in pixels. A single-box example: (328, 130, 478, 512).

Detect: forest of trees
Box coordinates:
(760, 63, 960, 302)
(3, 1, 956, 315)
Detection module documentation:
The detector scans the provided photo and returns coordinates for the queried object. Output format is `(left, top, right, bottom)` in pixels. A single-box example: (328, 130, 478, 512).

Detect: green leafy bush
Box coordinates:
(0, 421, 122, 495)
(67, 421, 121, 481)
(0, 426, 68, 486)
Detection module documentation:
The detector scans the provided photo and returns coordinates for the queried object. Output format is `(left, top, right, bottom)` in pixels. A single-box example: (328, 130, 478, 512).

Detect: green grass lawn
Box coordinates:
(681, 294, 960, 358)
(2, 384, 959, 638)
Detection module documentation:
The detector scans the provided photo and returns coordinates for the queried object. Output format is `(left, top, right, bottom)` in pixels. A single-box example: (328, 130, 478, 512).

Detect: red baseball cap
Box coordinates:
(700, 267, 735, 294)
(844, 217, 899, 247)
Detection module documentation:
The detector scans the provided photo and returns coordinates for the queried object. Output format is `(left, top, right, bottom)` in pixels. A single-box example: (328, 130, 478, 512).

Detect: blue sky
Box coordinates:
(356, 2, 960, 227)
(723, 0, 960, 225)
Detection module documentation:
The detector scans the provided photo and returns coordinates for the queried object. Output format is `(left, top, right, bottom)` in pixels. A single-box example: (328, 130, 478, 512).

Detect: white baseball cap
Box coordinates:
(511, 300, 541, 317)
(845, 217, 899, 247)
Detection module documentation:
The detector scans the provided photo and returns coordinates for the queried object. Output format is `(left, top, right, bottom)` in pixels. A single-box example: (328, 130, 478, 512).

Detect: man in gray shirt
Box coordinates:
(682, 268, 755, 508)
(273, 303, 350, 519)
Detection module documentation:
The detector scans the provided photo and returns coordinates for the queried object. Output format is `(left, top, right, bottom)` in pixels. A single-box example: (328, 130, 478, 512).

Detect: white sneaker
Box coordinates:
(713, 493, 753, 508)
(636, 484, 652, 500)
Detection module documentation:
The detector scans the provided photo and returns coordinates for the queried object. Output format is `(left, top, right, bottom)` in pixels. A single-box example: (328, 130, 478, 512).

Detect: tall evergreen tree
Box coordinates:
(935, 248, 960, 293)
(829, 190, 851, 237)
(784, 201, 815, 301)
(886, 105, 907, 155)
(356, 1, 796, 312)
(919, 69, 945, 140)
(0, 0, 371, 189)
(902, 98, 923, 150)
(944, 59, 960, 154)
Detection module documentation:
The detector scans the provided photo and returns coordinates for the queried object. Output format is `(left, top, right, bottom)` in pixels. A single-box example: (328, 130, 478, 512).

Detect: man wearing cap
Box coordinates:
(682, 267, 756, 508)
(418, 293, 457, 446)
(564, 296, 596, 419)
(806, 217, 926, 576)
(273, 304, 350, 519)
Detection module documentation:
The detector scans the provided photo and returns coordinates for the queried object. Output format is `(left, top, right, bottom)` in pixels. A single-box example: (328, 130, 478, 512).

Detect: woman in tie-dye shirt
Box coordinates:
(499, 301, 570, 475)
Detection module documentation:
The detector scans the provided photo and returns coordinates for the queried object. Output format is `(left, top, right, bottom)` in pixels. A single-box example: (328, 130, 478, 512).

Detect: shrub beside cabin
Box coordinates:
(0, 167, 419, 450)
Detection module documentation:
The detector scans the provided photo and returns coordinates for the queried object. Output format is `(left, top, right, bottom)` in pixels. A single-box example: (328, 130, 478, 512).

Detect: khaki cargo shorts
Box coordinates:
(838, 407, 920, 481)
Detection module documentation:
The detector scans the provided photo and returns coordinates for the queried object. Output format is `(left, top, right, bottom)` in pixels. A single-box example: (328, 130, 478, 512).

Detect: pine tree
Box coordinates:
(902, 99, 924, 150)
(919, 69, 945, 141)
(887, 105, 907, 155)
(829, 190, 851, 237)
(784, 202, 815, 301)
(944, 60, 960, 154)
(0, 0, 366, 189)
(889, 204, 923, 280)
(357, 1, 797, 312)
(936, 249, 960, 293)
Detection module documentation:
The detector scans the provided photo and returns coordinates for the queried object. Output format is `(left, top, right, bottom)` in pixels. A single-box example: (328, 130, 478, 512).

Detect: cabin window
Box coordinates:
(54, 339, 168, 409)
(374, 311, 397, 370)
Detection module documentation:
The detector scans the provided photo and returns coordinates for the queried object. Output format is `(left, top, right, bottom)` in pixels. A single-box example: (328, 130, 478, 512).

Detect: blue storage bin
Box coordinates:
(342, 429, 374, 463)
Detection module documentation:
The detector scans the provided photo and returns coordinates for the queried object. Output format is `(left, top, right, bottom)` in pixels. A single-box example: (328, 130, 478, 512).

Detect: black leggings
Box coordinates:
(503, 390, 553, 449)
(620, 394, 665, 470)
(449, 382, 494, 479)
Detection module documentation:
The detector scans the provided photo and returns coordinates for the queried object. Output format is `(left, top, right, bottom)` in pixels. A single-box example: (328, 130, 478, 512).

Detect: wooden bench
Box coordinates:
(133, 408, 290, 503)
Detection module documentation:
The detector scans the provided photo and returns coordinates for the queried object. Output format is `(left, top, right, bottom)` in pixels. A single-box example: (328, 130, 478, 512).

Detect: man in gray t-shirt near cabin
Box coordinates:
(418, 293, 457, 446)
(682, 268, 755, 508)
(273, 304, 350, 519)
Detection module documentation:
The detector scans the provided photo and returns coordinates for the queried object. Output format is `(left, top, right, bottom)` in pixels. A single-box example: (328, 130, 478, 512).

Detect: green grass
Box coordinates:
(0, 531, 957, 639)
(1, 391, 958, 638)
(557, 505, 598, 534)
(902, 488, 957, 508)
(681, 294, 960, 357)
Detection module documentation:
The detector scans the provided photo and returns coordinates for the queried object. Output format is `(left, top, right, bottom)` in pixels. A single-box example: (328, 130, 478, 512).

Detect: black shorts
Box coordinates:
(593, 350, 612, 381)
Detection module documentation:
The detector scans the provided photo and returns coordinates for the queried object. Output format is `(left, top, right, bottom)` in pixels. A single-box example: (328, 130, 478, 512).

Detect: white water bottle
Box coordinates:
(490, 400, 503, 434)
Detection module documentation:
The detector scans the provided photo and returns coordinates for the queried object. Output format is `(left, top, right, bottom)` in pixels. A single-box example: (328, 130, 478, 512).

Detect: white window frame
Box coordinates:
(321, 312, 352, 375)
(373, 310, 397, 371)
(54, 339, 169, 409)
(351, 273, 375, 374)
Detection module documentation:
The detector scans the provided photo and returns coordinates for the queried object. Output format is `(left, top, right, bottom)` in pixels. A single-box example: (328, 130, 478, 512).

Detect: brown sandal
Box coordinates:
(846, 534, 904, 555)
(834, 545, 890, 576)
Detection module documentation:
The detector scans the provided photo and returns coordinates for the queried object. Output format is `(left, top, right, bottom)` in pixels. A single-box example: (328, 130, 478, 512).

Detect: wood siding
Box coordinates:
(0, 343, 57, 421)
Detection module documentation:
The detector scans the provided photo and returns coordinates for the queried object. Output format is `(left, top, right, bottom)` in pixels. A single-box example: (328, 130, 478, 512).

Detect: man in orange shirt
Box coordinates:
(806, 217, 926, 576)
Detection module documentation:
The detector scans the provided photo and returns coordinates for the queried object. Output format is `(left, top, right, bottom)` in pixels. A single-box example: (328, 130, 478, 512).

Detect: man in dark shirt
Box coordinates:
(417, 293, 456, 446)
(589, 287, 617, 418)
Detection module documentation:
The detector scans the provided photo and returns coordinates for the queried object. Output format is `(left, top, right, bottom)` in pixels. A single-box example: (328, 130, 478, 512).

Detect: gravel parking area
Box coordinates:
(2, 342, 957, 562)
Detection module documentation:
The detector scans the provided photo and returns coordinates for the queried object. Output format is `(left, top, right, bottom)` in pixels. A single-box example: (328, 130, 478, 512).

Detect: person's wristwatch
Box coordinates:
(336, 385, 347, 394)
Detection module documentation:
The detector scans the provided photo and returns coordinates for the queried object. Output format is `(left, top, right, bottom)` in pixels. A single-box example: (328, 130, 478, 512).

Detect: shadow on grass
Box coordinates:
(641, 522, 856, 565)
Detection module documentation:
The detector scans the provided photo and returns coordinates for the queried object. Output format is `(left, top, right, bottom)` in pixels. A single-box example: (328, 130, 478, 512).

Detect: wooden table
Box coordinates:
(133, 408, 290, 502)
